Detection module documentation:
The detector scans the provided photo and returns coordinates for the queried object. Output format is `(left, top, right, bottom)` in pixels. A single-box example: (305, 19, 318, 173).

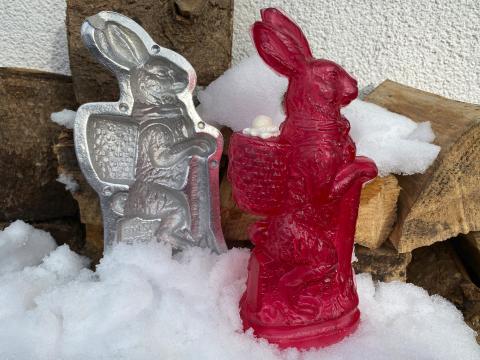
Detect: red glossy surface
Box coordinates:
(228, 8, 378, 349)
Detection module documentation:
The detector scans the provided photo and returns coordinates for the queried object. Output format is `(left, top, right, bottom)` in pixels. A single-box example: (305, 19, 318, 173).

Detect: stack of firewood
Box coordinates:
(1, 0, 479, 340)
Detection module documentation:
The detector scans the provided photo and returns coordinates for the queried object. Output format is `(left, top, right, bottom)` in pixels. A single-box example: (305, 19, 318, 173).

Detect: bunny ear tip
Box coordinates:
(260, 8, 288, 22)
(260, 8, 283, 21)
(260, 8, 272, 20)
(252, 21, 264, 30)
(85, 13, 107, 31)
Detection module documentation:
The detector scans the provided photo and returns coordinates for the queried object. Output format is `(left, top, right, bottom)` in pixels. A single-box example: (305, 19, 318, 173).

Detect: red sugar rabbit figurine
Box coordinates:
(228, 8, 378, 349)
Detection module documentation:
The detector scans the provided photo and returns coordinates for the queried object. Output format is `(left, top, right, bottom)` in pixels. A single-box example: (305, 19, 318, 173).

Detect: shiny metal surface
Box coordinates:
(74, 11, 226, 253)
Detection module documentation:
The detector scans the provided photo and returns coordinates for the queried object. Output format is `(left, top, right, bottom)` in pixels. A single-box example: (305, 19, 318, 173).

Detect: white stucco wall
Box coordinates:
(0, 0, 70, 75)
(1, 0, 478, 103)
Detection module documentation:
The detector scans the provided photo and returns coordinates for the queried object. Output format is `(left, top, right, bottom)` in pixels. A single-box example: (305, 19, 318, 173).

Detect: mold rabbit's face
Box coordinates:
(131, 60, 189, 106)
(306, 60, 358, 108)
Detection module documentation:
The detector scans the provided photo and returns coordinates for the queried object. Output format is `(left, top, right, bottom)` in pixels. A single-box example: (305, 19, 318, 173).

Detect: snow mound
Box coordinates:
(197, 55, 440, 176)
(0, 222, 478, 359)
(0, 220, 57, 275)
(343, 100, 440, 175)
(51, 109, 76, 129)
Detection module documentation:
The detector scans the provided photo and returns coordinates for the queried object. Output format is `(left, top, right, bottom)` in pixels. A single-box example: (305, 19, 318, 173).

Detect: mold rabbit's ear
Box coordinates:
(260, 8, 313, 60)
(81, 13, 149, 72)
(252, 22, 307, 77)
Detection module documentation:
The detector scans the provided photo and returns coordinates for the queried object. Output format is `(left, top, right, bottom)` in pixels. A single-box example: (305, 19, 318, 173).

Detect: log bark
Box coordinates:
(0, 68, 79, 221)
(66, 0, 233, 104)
(408, 240, 480, 342)
(366, 80, 480, 253)
(353, 242, 411, 282)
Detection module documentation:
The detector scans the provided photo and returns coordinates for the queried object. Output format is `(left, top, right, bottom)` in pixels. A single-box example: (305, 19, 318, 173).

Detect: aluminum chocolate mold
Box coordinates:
(74, 11, 226, 253)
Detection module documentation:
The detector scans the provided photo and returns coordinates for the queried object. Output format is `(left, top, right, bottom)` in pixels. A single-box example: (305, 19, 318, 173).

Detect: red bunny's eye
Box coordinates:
(312, 64, 338, 82)
(324, 70, 338, 82)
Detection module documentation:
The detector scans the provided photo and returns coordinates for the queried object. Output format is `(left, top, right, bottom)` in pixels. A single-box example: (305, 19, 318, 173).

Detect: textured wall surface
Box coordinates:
(234, 0, 480, 103)
(1, 0, 479, 103)
(0, 0, 70, 75)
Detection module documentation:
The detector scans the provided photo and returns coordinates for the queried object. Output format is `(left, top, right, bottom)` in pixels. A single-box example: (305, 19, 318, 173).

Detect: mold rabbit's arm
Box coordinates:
(151, 136, 214, 168)
(170, 136, 214, 157)
(329, 157, 378, 201)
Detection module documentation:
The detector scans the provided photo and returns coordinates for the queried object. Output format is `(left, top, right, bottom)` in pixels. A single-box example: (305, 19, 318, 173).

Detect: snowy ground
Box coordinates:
(0, 221, 478, 360)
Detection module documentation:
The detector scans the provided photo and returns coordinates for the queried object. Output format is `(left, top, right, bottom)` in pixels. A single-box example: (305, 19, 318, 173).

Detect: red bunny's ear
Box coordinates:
(252, 22, 307, 77)
(260, 8, 313, 60)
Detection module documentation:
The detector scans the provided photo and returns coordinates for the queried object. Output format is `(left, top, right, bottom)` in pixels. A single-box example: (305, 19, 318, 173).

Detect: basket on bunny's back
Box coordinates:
(228, 134, 290, 216)
(228, 8, 378, 349)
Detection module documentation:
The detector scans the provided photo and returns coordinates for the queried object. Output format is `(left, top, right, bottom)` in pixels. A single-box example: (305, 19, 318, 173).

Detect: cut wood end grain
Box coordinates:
(355, 175, 400, 249)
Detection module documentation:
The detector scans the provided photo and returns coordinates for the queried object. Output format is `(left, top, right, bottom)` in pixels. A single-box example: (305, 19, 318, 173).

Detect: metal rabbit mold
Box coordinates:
(74, 12, 226, 253)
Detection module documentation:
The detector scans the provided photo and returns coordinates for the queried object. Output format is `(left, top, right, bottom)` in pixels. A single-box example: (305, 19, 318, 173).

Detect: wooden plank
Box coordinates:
(366, 80, 480, 253)
(66, 0, 234, 104)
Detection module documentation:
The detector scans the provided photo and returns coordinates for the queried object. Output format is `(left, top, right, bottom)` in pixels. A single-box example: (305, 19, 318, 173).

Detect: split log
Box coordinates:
(408, 240, 480, 342)
(355, 175, 400, 249)
(366, 80, 480, 253)
(353, 242, 411, 282)
(66, 0, 234, 104)
(0, 68, 78, 221)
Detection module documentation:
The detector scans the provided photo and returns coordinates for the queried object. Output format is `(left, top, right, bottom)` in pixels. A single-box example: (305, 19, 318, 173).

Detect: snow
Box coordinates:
(197, 55, 440, 176)
(57, 173, 79, 192)
(0, 220, 57, 275)
(0, 221, 478, 359)
(343, 100, 440, 176)
(51, 109, 76, 129)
